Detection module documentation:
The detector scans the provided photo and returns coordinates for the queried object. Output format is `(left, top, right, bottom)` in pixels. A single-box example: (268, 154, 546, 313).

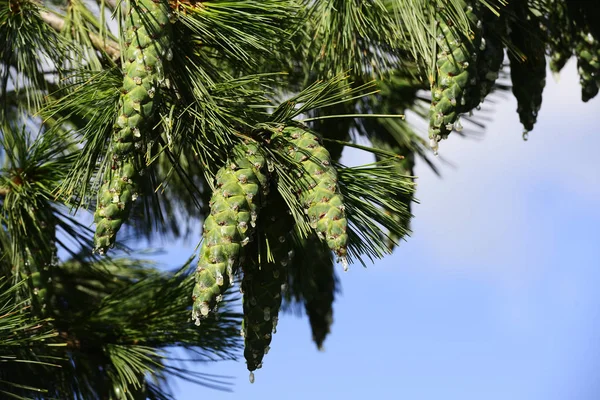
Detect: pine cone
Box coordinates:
(242, 190, 292, 376)
(575, 32, 600, 102)
(94, 0, 172, 254)
(508, 9, 547, 132)
(116, 0, 172, 155)
(94, 161, 137, 253)
(192, 142, 267, 322)
(429, 4, 483, 141)
(299, 235, 336, 350)
(547, 0, 573, 74)
(283, 127, 348, 259)
(472, 8, 505, 103)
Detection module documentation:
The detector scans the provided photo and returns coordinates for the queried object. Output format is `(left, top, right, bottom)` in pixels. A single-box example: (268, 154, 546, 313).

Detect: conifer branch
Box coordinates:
(39, 11, 120, 60)
(1, 0, 595, 394)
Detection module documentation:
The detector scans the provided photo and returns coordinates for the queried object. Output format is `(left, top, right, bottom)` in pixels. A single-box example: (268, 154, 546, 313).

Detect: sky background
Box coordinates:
(148, 60, 600, 399)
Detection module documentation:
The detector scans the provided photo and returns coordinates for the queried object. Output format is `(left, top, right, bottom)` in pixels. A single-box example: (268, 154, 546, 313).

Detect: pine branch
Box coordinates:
(0, 0, 67, 112)
(0, 279, 66, 399)
(337, 161, 416, 265)
(39, 10, 120, 60)
(301, 0, 399, 78)
(2, 0, 595, 393)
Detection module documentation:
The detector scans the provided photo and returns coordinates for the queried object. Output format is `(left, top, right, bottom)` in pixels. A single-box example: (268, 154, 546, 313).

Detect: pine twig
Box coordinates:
(39, 11, 120, 60)
(97, 0, 117, 10)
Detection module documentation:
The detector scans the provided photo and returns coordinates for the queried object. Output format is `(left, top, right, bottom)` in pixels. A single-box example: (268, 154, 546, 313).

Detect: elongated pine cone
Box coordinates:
(429, 3, 482, 142)
(575, 32, 600, 102)
(508, 6, 547, 132)
(282, 126, 348, 259)
(192, 142, 267, 323)
(242, 189, 292, 376)
(94, 0, 172, 253)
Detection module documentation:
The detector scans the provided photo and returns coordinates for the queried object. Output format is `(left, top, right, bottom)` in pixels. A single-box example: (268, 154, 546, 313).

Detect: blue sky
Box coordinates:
(150, 60, 600, 400)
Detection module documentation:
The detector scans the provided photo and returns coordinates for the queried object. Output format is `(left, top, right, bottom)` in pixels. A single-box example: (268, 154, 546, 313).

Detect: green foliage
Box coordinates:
(0, 279, 64, 399)
(302, 0, 398, 78)
(0, 0, 66, 113)
(0, 0, 597, 394)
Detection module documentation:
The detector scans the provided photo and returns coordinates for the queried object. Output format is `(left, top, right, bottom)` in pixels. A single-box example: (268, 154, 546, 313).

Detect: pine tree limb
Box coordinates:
(39, 10, 120, 60)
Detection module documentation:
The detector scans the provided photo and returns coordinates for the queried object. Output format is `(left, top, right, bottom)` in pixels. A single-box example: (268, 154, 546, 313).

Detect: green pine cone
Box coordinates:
(192, 142, 267, 323)
(241, 190, 292, 377)
(297, 235, 336, 350)
(508, 11, 547, 132)
(282, 126, 348, 259)
(547, 0, 573, 74)
(429, 3, 482, 141)
(473, 9, 505, 102)
(93, 161, 138, 253)
(116, 0, 171, 156)
(575, 32, 600, 102)
(94, 0, 172, 253)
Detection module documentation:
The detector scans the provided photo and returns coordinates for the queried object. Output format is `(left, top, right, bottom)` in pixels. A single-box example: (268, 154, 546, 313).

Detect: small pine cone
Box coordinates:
(115, 0, 172, 156)
(192, 142, 267, 322)
(282, 126, 348, 258)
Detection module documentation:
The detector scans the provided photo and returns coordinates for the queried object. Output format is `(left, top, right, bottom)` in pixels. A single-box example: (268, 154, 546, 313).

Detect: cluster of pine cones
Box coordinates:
(192, 127, 348, 380)
(429, 0, 599, 150)
(90, 0, 600, 381)
(89, 0, 349, 379)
